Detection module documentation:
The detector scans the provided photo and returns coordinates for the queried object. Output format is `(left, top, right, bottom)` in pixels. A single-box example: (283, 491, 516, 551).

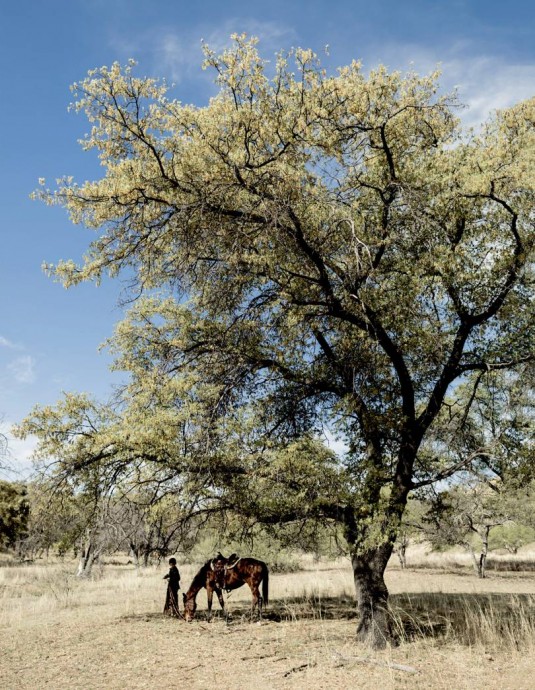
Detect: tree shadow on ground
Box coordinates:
(190, 591, 535, 646)
(119, 591, 535, 647)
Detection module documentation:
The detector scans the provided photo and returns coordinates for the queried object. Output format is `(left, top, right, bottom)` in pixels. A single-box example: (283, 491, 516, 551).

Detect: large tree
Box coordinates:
(29, 37, 534, 646)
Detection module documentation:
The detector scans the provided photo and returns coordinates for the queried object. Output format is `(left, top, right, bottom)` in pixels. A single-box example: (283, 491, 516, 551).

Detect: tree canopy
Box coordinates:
(22, 36, 535, 646)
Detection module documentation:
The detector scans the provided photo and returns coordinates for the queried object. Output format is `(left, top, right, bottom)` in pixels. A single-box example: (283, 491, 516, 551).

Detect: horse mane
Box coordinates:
(189, 560, 211, 590)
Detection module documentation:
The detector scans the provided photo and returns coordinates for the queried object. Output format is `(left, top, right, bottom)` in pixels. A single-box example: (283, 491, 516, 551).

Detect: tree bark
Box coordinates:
(351, 544, 394, 649)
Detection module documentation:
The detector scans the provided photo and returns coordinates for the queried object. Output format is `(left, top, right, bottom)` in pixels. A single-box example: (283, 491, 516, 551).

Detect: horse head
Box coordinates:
(182, 592, 197, 621)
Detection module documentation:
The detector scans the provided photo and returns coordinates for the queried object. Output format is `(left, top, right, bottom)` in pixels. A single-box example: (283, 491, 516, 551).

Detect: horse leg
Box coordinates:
(250, 585, 262, 621)
(216, 587, 225, 612)
(215, 587, 229, 624)
(207, 585, 214, 621)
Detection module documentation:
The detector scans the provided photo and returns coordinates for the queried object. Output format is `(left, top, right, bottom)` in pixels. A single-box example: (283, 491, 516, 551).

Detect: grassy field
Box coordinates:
(2, 548, 535, 689)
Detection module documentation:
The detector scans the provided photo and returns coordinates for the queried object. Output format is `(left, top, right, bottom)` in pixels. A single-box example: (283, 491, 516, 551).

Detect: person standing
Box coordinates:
(163, 557, 181, 616)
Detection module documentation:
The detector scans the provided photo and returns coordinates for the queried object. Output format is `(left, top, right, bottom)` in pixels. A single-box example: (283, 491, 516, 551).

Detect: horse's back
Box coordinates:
(238, 558, 268, 581)
(242, 557, 265, 567)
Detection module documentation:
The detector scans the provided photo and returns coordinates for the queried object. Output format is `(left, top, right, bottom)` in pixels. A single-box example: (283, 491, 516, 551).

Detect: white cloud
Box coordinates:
(446, 58, 535, 127)
(0, 421, 38, 479)
(199, 18, 297, 54)
(361, 41, 535, 127)
(7, 356, 36, 384)
(153, 32, 201, 84)
(0, 335, 16, 349)
(109, 19, 297, 86)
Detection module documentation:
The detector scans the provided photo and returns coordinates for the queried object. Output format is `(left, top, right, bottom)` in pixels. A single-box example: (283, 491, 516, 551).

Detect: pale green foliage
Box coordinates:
(412, 365, 535, 494)
(15, 393, 118, 470)
(218, 435, 345, 523)
(466, 368, 535, 484)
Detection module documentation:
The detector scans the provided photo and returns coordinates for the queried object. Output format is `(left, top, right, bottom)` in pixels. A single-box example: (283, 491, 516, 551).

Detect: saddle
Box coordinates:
(211, 552, 240, 589)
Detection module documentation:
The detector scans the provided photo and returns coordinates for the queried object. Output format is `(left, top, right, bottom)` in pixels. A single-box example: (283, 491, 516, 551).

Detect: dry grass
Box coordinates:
(399, 542, 535, 573)
(1, 553, 535, 689)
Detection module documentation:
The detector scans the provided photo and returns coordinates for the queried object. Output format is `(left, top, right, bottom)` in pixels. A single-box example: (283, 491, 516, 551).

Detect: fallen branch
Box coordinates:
(184, 663, 203, 672)
(241, 654, 274, 661)
(283, 661, 317, 677)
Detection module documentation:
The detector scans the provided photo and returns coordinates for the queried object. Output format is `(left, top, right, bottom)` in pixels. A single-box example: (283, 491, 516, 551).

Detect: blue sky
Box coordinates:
(1, 0, 534, 475)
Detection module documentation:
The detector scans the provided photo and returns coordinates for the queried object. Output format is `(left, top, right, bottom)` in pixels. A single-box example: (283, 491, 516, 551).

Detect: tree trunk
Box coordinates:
(343, 443, 412, 649)
(76, 534, 101, 578)
(396, 535, 408, 569)
(351, 545, 394, 649)
(478, 552, 486, 578)
(478, 526, 490, 579)
(141, 526, 155, 567)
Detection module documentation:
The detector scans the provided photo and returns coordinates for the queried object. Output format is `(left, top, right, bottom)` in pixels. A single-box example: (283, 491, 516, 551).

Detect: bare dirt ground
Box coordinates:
(1, 556, 535, 689)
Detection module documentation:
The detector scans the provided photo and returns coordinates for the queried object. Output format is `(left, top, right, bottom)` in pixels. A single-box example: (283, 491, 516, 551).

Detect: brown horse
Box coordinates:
(182, 553, 269, 621)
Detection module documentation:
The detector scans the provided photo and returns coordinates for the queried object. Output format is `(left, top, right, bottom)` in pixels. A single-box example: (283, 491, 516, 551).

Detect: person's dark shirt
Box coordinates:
(164, 565, 180, 588)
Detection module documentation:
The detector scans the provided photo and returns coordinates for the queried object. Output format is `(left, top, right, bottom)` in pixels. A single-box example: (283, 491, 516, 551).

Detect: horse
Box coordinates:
(182, 553, 269, 622)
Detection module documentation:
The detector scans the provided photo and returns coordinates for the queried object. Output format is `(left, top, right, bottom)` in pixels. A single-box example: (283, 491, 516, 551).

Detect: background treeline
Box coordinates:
(2, 473, 535, 579)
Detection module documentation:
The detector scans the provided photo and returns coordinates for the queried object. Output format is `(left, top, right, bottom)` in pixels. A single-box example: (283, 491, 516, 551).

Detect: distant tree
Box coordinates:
(489, 522, 535, 555)
(393, 498, 427, 569)
(0, 480, 29, 551)
(26, 38, 535, 646)
(113, 491, 189, 567)
(24, 478, 113, 576)
(424, 480, 518, 577)
(21, 481, 78, 559)
(486, 479, 535, 553)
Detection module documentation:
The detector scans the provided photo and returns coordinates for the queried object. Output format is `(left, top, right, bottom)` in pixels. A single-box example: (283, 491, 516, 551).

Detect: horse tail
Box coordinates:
(262, 563, 269, 606)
